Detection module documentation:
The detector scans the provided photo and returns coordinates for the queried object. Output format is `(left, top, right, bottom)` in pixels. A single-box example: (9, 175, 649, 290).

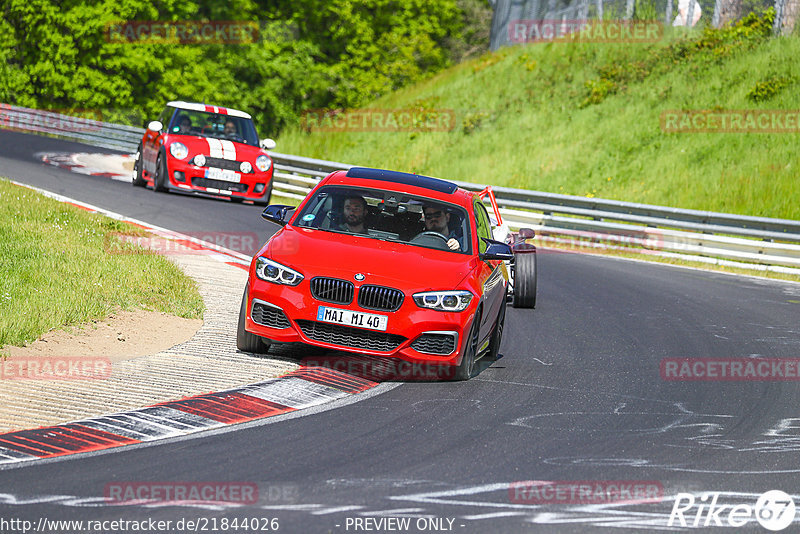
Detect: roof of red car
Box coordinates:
(167, 101, 251, 119)
(323, 168, 475, 206)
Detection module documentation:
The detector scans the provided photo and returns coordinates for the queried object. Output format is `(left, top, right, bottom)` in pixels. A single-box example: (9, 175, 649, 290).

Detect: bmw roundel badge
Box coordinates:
(354, 273, 365, 281)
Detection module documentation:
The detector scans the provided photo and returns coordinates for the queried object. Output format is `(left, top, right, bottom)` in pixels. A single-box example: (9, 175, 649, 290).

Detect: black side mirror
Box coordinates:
(479, 238, 514, 261)
(261, 205, 294, 226)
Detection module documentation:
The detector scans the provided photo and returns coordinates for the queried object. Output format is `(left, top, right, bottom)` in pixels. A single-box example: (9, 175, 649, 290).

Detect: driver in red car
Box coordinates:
(224, 119, 238, 136)
(423, 205, 461, 250)
(338, 195, 369, 234)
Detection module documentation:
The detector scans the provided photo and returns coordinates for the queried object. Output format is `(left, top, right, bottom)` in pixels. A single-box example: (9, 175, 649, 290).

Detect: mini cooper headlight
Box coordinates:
(412, 291, 473, 312)
(240, 161, 252, 173)
(255, 257, 303, 286)
(193, 154, 206, 167)
(255, 155, 271, 172)
(169, 142, 188, 160)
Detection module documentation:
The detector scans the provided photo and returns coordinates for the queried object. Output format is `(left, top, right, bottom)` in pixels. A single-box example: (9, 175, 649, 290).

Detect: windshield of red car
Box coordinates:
(293, 186, 472, 254)
(168, 109, 259, 146)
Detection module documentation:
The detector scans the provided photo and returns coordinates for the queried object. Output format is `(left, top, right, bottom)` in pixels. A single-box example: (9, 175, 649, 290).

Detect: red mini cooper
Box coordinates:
(133, 101, 277, 204)
(237, 167, 523, 380)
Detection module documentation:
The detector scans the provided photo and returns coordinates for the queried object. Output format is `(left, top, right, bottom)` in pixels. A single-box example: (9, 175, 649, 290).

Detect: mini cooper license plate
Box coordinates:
(205, 167, 240, 182)
(317, 306, 388, 331)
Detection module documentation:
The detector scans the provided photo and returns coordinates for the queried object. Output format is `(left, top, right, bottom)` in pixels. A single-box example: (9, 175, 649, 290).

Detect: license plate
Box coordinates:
(205, 167, 240, 182)
(317, 306, 388, 331)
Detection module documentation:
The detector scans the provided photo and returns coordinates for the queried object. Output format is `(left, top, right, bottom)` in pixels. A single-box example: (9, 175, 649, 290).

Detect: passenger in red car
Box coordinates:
(338, 196, 369, 234)
(423, 206, 461, 250)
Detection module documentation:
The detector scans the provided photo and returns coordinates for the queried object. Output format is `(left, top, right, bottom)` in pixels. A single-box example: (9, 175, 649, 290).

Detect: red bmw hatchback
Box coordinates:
(237, 167, 515, 380)
(133, 101, 277, 204)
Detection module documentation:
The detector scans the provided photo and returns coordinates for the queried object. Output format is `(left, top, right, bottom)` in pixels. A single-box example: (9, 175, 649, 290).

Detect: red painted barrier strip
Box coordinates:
(164, 392, 293, 424)
(226, 261, 249, 271)
(65, 424, 141, 446)
(13, 430, 99, 453)
(288, 367, 378, 394)
(0, 435, 71, 456)
(0, 367, 378, 463)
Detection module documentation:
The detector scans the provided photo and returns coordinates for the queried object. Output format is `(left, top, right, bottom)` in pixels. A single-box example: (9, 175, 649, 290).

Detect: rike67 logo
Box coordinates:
(669, 490, 796, 531)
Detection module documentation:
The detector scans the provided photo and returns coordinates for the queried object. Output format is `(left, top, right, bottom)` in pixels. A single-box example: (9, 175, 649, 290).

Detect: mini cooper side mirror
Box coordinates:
(261, 204, 294, 226)
(260, 138, 277, 150)
(147, 120, 163, 133)
(479, 238, 514, 261)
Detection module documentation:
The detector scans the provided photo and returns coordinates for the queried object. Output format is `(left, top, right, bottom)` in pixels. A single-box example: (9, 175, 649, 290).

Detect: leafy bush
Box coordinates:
(0, 0, 488, 135)
(747, 75, 794, 101)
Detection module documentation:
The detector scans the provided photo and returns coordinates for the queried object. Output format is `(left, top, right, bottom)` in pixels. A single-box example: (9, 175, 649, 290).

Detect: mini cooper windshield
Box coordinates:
(294, 186, 472, 254)
(167, 109, 260, 146)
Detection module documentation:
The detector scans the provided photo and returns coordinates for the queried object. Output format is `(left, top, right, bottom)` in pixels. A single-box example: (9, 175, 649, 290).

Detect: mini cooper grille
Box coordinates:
(203, 157, 244, 171)
(296, 320, 406, 352)
(357, 285, 404, 311)
(411, 333, 456, 355)
(311, 277, 354, 305)
(251, 302, 290, 329)
(192, 177, 248, 192)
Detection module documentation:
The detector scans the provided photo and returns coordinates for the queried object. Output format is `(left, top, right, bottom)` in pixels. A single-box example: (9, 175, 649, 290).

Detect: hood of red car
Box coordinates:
(166, 134, 266, 161)
(264, 225, 473, 291)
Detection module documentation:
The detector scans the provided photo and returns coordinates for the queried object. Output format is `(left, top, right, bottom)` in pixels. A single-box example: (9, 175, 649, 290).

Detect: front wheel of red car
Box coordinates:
(152, 154, 168, 193)
(236, 287, 271, 354)
(132, 145, 146, 187)
(452, 311, 481, 381)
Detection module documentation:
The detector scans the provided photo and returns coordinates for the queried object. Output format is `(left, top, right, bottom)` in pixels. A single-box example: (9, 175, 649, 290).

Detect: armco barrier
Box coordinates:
(3, 104, 800, 271)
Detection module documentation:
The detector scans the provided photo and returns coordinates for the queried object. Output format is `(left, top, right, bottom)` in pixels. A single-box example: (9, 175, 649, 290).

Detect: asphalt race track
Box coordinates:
(2, 129, 800, 533)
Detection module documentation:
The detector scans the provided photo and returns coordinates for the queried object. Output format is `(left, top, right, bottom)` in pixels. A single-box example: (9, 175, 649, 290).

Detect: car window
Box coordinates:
(293, 185, 471, 254)
(166, 110, 259, 146)
(474, 199, 493, 254)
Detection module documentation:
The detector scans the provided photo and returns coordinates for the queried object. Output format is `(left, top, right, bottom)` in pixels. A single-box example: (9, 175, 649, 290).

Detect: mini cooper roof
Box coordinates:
(166, 101, 252, 119)
(321, 167, 474, 205)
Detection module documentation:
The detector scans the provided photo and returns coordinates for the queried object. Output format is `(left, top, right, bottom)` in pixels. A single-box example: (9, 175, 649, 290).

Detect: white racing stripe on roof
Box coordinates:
(205, 138, 223, 158)
(167, 101, 252, 119)
(220, 139, 237, 160)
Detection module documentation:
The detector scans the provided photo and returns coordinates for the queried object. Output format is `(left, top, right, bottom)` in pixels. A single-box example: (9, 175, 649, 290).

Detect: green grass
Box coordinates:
(0, 179, 204, 349)
(278, 12, 800, 220)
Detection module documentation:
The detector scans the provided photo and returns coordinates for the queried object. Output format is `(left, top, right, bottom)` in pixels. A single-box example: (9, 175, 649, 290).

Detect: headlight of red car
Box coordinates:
(255, 257, 303, 286)
(412, 291, 473, 312)
(169, 142, 188, 160)
(255, 155, 271, 172)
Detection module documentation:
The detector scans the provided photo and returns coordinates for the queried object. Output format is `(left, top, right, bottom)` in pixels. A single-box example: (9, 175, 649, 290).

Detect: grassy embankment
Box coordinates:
(0, 179, 204, 352)
(278, 12, 799, 221)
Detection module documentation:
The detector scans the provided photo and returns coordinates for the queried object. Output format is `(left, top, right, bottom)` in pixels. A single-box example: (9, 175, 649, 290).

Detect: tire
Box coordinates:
(152, 153, 168, 193)
(452, 310, 481, 381)
(486, 299, 506, 360)
(236, 286, 271, 354)
(132, 145, 146, 187)
(513, 252, 537, 309)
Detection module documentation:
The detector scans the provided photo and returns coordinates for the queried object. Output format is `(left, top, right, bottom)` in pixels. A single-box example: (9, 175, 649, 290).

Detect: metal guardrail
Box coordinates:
(269, 152, 800, 271)
(3, 104, 800, 271)
(0, 104, 143, 153)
